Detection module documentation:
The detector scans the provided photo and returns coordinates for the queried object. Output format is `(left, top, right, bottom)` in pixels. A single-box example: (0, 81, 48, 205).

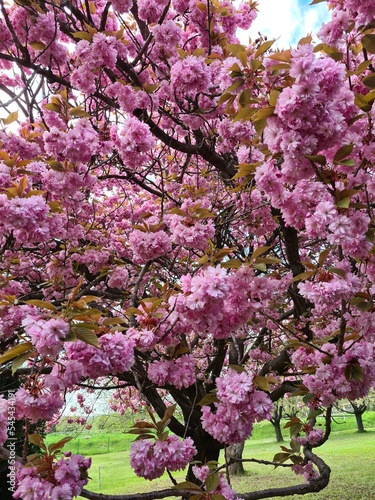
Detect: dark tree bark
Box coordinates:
(227, 443, 245, 476)
(354, 411, 365, 433)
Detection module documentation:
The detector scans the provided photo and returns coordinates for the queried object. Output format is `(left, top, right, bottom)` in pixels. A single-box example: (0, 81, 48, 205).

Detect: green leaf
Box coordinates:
(337, 197, 351, 208)
(318, 247, 331, 267)
(12, 351, 34, 374)
(330, 267, 346, 278)
(269, 90, 280, 107)
(221, 258, 242, 269)
(226, 78, 245, 93)
(254, 263, 267, 272)
(30, 41, 46, 50)
(239, 89, 253, 107)
(25, 299, 57, 311)
(232, 162, 258, 179)
(251, 59, 263, 71)
(228, 364, 245, 373)
(254, 39, 275, 58)
(253, 118, 267, 136)
(172, 481, 202, 491)
(69, 107, 91, 118)
(307, 409, 324, 420)
(196, 393, 218, 406)
(250, 245, 272, 261)
(363, 74, 375, 89)
(344, 362, 363, 382)
(251, 106, 275, 122)
(253, 375, 272, 392)
(290, 439, 301, 453)
(72, 326, 99, 347)
(195, 208, 215, 218)
(356, 59, 373, 74)
(44, 103, 61, 113)
(273, 452, 291, 464)
(0, 342, 33, 365)
(72, 31, 93, 41)
(206, 472, 220, 492)
(125, 307, 144, 316)
(291, 270, 316, 283)
(305, 154, 326, 165)
(48, 160, 64, 172)
(362, 34, 375, 54)
(233, 106, 255, 122)
(354, 94, 373, 112)
(218, 93, 233, 105)
(101, 317, 127, 326)
(333, 144, 353, 163)
(2, 111, 18, 125)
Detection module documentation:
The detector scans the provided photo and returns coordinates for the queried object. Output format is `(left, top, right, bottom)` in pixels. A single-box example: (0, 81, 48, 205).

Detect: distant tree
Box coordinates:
(336, 399, 368, 433)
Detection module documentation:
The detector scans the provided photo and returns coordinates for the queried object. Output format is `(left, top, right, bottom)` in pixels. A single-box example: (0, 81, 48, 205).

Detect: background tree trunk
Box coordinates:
(227, 443, 245, 476)
(355, 412, 365, 433)
(271, 404, 284, 442)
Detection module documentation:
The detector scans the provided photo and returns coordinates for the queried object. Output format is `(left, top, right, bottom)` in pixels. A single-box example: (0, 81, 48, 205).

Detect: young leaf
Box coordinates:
(29, 434, 47, 451)
(48, 436, 73, 454)
(2, 111, 18, 125)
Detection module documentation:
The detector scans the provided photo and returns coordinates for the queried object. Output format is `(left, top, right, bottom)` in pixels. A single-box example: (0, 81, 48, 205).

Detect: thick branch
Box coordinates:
(80, 488, 199, 500)
(80, 449, 330, 500)
(240, 449, 331, 500)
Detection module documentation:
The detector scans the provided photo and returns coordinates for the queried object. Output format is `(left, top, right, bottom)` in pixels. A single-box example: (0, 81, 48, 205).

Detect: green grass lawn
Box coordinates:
(45, 413, 375, 499)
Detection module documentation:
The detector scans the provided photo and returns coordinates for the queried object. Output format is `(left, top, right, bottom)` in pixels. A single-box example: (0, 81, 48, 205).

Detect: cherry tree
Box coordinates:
(0, 0, 375, 498)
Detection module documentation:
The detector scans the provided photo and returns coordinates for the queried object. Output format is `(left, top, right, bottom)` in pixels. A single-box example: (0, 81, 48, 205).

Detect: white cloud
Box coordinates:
(237, 0, 330, 48)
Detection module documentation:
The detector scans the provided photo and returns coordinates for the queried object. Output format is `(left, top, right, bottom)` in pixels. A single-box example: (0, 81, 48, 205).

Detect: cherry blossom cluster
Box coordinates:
(291, 340, 375, 406)
(147, 354, 196, 389)
(13, 453, 91, 500)
(129, 434, 196, 480)
(173, 266, 289, 338)
(129, 229, 172, 263)
(65, 332, 135, 378)
(192, 464, 242, 500)
(201, 369, 273, 444)
(22, 316, 70, 358)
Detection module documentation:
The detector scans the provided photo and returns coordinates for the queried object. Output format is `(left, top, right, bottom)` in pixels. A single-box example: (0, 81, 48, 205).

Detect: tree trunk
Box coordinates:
(227, 442, 245, 476)
(186, 427, 223, 482)
(274, 420, 285, 442)
(355, 412, 365, 433)
(271, 405, 284, 442)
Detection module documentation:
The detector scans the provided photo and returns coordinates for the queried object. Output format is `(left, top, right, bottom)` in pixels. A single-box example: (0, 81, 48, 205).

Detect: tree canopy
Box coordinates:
(0, 0, 375, 499)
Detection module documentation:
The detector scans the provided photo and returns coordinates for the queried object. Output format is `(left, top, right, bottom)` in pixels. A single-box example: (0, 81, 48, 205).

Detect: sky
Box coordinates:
(239, 0, 330, 49)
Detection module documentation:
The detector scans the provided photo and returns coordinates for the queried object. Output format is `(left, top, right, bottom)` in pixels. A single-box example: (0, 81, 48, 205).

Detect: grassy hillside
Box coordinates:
(45, 412, 375, 499)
